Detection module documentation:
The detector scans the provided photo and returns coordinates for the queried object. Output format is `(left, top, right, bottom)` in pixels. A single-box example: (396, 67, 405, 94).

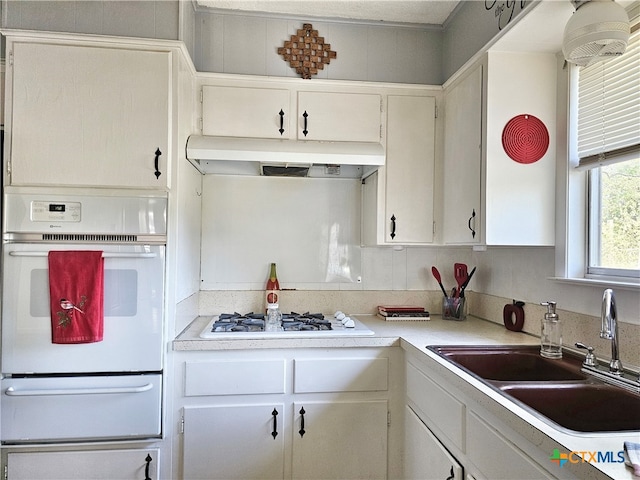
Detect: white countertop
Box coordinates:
(173, 313, 539, 350)
(173, 314, 639, 479)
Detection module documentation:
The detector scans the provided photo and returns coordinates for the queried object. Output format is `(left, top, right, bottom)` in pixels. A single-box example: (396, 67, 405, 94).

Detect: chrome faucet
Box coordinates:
(600, 289, 622, 375)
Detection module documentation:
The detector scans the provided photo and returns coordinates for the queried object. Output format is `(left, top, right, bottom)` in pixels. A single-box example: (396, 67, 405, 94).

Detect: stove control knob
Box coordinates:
(344, 318, 355, 328)
(341, 316, 350, 325)
(335, 312, 346, 320)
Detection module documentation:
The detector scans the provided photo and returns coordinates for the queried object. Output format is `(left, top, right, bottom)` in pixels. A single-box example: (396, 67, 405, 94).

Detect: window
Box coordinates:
(577, 27, 640, 280)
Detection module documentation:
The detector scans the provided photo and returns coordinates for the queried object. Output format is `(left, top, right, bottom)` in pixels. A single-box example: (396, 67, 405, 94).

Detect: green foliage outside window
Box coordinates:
(597, 158, 640, 270)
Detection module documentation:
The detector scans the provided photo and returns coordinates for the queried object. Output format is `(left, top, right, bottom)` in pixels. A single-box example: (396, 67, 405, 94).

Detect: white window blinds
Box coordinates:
(577, 27, 639, 169)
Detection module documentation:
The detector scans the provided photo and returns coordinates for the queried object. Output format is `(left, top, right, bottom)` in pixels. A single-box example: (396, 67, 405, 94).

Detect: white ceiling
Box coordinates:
(195, 0, 461, 26)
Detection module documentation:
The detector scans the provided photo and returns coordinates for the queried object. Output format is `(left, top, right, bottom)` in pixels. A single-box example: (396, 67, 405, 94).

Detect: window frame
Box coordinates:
(557, 19, 640, 289)
(586, 163, 640, 280)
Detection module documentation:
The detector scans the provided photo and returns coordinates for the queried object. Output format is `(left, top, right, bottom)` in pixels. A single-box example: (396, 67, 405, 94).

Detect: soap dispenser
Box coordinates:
(540, 301, 562, 359)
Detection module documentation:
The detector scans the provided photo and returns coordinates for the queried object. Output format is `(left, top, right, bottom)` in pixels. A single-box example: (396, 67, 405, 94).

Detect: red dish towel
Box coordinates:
(48, 251, 104, 344)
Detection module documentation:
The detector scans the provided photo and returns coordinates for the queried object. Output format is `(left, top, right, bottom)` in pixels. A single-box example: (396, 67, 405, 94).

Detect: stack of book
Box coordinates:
(377, 305, 430, 321)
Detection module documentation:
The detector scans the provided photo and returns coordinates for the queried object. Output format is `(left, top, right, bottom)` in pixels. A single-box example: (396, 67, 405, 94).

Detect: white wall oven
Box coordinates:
(1, 192, 166, 444)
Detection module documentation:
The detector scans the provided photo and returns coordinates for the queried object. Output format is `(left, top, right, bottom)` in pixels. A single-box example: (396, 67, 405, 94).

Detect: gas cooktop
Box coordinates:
(199, 311, 375, 339)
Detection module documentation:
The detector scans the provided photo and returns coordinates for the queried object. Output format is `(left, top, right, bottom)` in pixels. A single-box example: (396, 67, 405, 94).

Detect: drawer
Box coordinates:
(406, 361, 464, 449)
(184, 359, 286, 396)
(294, 357, 388, 393)
(1, 374, 162, 443)
(7, 448, 159, 480)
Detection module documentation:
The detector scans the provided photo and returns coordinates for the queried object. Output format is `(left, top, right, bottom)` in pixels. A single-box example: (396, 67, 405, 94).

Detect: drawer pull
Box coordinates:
(5, 383, 154, 396)
(390, 214, 397, 239)
(279, 110, 285, 135)
(154, 148, 162, 179)
(299, 406, 306, 437)
(271, 408, 279, 439)
(468, 209, 476, 239)
(144, 454, 153, 480)
(302, 111, 309, 137)
(9, 251, 158, 259)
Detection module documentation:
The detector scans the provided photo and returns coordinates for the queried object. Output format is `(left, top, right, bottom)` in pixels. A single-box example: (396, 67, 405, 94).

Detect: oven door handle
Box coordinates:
(8, 252, 158, 259)
(5, 383, 154, 396)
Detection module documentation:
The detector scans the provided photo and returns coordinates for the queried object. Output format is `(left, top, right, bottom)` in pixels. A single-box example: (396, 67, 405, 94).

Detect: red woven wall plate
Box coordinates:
(501, 114, 549, 164)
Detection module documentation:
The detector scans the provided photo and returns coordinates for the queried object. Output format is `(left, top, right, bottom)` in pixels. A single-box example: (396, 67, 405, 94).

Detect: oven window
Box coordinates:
(30, 269, 139, 317)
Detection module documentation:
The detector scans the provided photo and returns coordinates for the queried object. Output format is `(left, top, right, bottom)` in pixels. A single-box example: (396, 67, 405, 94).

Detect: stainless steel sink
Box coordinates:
(427, 345, 640, 433)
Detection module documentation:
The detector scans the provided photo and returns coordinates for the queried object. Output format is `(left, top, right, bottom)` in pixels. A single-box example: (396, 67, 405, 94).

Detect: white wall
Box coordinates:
(192, 11, 444, 84)
(442, 1, 529, 80)
(2, 0, 180, 40)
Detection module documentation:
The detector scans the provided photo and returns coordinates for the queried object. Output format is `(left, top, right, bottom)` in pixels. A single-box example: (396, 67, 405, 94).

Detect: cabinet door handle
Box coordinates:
(299, 407, 306, 437)
(302, 111, 309, 137)
(445, 465, 454, 480)
(154, 148, 162, 179)
(279, 109, 285, 135)
(390, 214, 397, 239)
(271, 408, 279, 439)
(467, 209, 476, 239)
(144, 454, 153, 480)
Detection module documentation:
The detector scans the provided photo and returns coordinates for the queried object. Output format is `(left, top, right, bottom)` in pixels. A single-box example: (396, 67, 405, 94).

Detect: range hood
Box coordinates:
(186, 135, 385, 178)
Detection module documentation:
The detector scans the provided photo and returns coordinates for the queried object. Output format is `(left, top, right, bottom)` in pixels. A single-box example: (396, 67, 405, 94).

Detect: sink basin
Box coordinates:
(427, 345, 588, 382)
(427, 345, 640, 433)
(501, 383, 640, 432)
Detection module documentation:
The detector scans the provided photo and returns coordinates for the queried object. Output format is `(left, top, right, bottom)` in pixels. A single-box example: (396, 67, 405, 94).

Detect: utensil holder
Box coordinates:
(442, 296, 467, 321)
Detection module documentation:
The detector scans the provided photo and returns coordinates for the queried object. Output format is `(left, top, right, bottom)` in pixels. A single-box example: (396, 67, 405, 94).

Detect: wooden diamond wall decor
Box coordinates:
(278, 23, 337, 79)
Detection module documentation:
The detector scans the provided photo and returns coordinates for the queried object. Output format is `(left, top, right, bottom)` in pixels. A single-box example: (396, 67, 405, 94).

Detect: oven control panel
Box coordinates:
(30, 201, 81, 223)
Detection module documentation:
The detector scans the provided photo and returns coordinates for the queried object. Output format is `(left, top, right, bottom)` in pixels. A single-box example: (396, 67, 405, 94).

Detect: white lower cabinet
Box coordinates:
(6, 448, 159, 480)
(405, 353, 565, 480)
(466, 411, 549, 479)
(291, 400, 388, 479)
(182, 404, 286, 480)
(175, 349, 393, 480)
(404, 406, 463, 480)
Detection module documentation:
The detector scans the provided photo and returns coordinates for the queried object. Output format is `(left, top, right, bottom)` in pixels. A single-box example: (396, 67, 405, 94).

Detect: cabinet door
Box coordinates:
(297, 91, 381, 142)
(8, 42, 169, 188)
(443, 65, 482, 244)
(182, 404, 285, 480)
(202, 86, 291, 139)
(384, 95, 436, 243)
(7, 448, 159, 480)
(404, 406, 463, 480)
(467, 411, 549, 479)
(292, 400, 388, 480)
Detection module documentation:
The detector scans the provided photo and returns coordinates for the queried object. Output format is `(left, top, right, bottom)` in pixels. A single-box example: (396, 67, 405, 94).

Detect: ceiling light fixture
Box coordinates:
(562, 0, 630, 67)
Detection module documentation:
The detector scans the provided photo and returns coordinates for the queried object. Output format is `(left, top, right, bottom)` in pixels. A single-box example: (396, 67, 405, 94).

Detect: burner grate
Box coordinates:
(209, 312, 331, 333)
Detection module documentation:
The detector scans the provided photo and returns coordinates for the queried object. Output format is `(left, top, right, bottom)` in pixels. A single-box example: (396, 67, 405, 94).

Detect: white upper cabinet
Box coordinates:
(443, 64, 483, 244)
(5, 37, 171, 189)
(443, 52, 556, 246)
(296, 91, 381, 142)
(199, 81, 382, 144)
(202, 86, 291, 139)
(362, 93, 436, 245)
(483, 51, 556, 246)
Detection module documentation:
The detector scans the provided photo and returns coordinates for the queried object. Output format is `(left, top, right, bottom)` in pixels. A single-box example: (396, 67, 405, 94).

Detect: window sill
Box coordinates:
(549, 276, 640, 291)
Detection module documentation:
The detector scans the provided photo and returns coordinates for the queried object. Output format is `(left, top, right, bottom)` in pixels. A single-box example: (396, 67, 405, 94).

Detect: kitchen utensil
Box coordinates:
(431, 266, 448, 298)
(454, 263, 468, 297)
(459, 267, 476, 297)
